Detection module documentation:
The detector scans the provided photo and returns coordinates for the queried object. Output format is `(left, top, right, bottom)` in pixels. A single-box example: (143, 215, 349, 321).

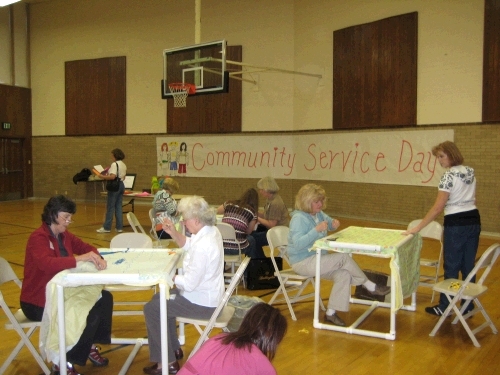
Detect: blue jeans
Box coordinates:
(249, 230, 268, 258)
(438, 224, 481, 309)
(103, 181, 124, 230)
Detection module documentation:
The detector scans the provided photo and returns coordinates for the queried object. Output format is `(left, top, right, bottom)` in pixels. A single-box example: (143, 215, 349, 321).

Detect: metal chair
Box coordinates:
(105, 233, 154, 315)
(0, 257, 51, 375)
(217, 222, 243, 288)
(266, 226, 324, 321)
(126, 212, 148, 235)
(407, 220, 443, 302)
(429, 243, 500, 347)
(177, 257, 250, 359)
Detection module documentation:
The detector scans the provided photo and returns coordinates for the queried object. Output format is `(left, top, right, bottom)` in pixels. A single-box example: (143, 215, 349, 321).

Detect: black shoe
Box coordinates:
(174, 348, 184, 360)
(425, 305, 445, 316)
(363, 284, 391, 296)
(324, 313, 346, 327)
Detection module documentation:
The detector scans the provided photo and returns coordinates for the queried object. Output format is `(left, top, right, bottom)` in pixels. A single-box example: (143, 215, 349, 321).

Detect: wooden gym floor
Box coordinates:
(0, 199, 499, 375)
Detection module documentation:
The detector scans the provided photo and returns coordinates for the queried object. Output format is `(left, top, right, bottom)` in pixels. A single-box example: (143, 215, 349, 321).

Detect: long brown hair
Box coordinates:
(220, 303, 287, 360)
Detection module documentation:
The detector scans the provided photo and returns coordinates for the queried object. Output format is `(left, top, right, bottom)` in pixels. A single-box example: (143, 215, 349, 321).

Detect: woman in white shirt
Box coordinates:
(143, 196, 225, 375)
(405, 141, 481, 316)
(96, 148, 127, 233)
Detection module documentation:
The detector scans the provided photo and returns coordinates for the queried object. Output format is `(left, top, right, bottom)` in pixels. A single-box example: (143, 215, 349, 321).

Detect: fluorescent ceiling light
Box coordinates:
(0, 0, 22, 6)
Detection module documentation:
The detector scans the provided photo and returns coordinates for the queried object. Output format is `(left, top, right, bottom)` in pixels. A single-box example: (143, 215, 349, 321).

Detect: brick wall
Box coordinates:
(32, 124, 500, 234)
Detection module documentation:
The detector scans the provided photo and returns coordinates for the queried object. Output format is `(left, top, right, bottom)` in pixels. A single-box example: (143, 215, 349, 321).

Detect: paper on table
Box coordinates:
(93, 165, 109, 175)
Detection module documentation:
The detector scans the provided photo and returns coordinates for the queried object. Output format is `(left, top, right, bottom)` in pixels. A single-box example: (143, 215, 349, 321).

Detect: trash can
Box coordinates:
(226, 295, 265, 332)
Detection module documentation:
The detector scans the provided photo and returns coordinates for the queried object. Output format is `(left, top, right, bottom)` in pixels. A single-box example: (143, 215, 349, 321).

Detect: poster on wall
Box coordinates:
(156, 129, 453, 187)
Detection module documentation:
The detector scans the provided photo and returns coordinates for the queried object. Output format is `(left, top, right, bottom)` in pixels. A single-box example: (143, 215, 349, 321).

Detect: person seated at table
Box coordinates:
(250, 176, 290, 257)
(20, 195, 113, 375)
(287, 184, 390, 327)
(153, 177, 180, 239)
(216, 188, 265, 258)
(177, 303, 287, 375)
(143, 196, 225, 375)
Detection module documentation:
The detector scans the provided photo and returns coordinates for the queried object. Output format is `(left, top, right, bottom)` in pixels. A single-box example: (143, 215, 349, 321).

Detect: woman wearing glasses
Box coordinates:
(143, 196, 225, 375)
(20, 195, 113, 375)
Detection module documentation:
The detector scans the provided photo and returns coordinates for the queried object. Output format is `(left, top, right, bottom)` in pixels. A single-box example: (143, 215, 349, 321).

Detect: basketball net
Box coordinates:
(168, 83, 195, 108)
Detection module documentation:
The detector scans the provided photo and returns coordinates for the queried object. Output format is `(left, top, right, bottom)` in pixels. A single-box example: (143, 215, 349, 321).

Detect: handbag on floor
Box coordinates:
(246, 257, 283, 290)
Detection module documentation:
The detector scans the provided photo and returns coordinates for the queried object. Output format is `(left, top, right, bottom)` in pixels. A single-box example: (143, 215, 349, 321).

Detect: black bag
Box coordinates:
(72, 168, 92, 184)
(105, 163, 120, 192)
(354, 269, 390, 302)
(246, 257, 283, 290)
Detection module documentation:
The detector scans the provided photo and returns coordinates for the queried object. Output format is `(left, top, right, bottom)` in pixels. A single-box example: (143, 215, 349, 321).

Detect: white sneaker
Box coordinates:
(96, 228, 110, 233)
(116, 229, 123, 233)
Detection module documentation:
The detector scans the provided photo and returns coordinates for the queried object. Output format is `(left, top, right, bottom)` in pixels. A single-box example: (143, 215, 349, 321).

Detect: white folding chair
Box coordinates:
(407, 220, 443, 302)
(267, 226, 324, 321)
(216, 222, 243, 288)
(0, 257, 51, 375)
(105, 233, 155, 316)
(149, 208, 173, 248)
(177, 257, 250, 359)
(127, 212, 148, 235)
(429, 243, 500, 347)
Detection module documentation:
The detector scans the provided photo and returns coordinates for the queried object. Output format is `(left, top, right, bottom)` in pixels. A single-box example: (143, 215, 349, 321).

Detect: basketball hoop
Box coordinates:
(168, 83, 196, 107)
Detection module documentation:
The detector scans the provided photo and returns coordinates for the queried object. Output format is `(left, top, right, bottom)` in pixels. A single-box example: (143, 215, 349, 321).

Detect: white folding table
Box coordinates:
(312, 226, 422, 340)
(52, 248, 181, 375)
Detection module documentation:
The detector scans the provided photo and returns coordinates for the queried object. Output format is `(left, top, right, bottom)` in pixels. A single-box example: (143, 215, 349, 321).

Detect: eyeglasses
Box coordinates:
(58, 214, 74, 224)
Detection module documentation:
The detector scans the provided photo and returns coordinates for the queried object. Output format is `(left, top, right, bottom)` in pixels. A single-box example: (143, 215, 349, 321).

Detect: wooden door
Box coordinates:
(0, 138, 24, 200)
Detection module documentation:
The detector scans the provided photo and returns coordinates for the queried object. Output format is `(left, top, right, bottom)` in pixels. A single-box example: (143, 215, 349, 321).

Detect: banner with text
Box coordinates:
(156, 129, 454, 186)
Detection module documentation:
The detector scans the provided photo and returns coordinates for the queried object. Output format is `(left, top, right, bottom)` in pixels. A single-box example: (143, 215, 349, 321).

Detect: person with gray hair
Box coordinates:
(250, 176, 290, 258)
(143, 196, 224, 375)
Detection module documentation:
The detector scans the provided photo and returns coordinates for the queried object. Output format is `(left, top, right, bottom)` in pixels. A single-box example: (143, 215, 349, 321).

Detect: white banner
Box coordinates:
(156, 129, 453, 186)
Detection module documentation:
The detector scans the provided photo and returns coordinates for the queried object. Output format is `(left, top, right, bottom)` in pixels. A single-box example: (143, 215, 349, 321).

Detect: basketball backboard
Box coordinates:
(161, 39, 228, 99)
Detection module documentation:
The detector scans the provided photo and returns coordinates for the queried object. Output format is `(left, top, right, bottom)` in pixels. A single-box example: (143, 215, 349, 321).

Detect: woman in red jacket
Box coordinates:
(20, 195, 113, 375)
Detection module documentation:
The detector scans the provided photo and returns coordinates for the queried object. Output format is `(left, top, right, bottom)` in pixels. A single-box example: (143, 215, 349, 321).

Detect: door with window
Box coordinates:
(0, 138, 24, 201)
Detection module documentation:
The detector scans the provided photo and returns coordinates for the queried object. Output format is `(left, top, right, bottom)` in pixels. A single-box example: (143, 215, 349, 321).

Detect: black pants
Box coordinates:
(21, 290, 113, 366)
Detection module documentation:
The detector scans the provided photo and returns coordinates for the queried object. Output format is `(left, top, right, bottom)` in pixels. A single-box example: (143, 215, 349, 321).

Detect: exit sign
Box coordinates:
(2, 122, 11, 130)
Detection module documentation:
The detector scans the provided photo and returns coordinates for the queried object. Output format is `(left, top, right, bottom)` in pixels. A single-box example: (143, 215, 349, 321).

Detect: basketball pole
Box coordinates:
(194, 0, 201, 87)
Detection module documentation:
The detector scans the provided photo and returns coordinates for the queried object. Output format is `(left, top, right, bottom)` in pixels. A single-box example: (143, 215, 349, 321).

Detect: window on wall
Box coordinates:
(333, 12, 418, 129)
(65, 56, 126, 136)
(483, 0, 500, 122)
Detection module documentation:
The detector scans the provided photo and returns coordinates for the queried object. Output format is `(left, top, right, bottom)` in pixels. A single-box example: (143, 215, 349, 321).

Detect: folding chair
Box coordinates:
(216, 222, 243, 288)
(407, 220, 443, 302)
(127, 212, 148, 235)
(105, 233, 155, 316)
(0, 257, 51, 375)
(177, 257, 251, 359)
(149, 208, 173, 248)
(266, 226, 324, 321)
(429, 243, 500, 347)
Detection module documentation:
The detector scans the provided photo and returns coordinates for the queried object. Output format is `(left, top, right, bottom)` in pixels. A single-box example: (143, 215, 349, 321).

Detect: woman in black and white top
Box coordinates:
(96, 148, 127, 233)
(404, 141, 481, 316)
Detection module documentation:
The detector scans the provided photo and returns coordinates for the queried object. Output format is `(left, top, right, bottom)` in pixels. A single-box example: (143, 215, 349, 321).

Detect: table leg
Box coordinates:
(57, 284, 67, 375)
(159, 283, 168, 375)
(313, 249, 322, 328)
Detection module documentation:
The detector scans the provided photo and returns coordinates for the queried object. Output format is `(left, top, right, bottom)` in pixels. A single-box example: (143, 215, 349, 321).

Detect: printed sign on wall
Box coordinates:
(157, 129, 454, 186)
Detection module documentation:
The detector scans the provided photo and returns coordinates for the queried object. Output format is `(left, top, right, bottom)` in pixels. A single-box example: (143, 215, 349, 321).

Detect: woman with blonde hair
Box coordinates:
(287, 183, 390, 327)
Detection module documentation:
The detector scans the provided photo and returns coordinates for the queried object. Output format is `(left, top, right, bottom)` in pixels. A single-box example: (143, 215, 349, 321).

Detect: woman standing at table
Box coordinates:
(143, 196, 224, 375)
(287, 184, 390, 327)
(404, 141, 481, 316)
(177, 303, 287, 375)
(96, 148, 127, 233)
(20, 195, 112, 375)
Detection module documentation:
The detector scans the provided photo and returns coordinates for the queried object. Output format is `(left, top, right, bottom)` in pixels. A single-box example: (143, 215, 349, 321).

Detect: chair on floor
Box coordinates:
(429, 243, 500, 347)
(127, 212, 148, 235)
(177, 257, 251, 359)
(122, 198, 135, 227)
(407, 220, 443, 302)
(217, 222, 244, 288)
(0, 257, 51, 375)
(148, 208, 173, 248)
(105, 233, 154, 316)
(266, 226, 324, 321)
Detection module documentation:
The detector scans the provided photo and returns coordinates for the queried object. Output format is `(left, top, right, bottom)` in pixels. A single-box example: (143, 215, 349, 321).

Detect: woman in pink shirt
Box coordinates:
(178, 303, 287, 375)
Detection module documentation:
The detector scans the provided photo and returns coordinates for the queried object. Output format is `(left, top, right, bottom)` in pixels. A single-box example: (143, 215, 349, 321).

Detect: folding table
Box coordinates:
(311, 226, 422, 340)
(51, 248, 181, 375)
